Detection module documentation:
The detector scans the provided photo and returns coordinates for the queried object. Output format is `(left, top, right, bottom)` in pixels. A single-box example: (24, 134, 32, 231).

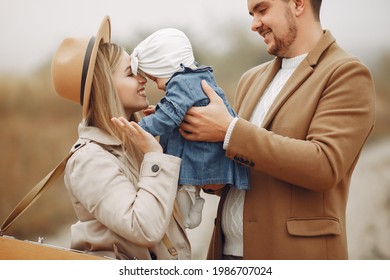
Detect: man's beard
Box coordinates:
(268, 9, 297, 57)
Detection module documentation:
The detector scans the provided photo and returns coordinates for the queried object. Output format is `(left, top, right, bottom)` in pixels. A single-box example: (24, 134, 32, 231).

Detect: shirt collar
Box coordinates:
(281, 53, 308, 69)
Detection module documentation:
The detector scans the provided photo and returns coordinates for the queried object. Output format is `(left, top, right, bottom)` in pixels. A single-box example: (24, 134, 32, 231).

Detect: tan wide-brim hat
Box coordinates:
(51, 16, 111, 116)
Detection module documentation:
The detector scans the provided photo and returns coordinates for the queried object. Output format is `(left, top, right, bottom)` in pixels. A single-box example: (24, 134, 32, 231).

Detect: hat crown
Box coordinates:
(51, 37, 90, 104)
(51, 16, 111, 116)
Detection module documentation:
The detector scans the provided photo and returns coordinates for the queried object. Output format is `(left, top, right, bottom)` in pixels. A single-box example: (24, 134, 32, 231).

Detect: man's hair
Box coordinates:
(310, 0, 322, 21)
(282, 0, 322, 21)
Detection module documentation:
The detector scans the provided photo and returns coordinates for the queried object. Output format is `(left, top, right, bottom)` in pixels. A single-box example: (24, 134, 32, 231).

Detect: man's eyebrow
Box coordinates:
(249, 2, 266, 16)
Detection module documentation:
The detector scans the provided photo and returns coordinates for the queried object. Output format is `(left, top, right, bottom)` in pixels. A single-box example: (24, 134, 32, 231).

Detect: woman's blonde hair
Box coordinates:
(85, 42, 144, 173)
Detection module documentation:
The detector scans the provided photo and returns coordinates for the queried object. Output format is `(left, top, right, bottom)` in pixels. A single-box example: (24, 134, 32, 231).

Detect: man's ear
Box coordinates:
(293, 0, 305, 17)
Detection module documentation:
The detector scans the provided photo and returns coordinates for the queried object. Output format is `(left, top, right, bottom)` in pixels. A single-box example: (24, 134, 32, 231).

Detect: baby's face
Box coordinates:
(145, 73, 168, 91)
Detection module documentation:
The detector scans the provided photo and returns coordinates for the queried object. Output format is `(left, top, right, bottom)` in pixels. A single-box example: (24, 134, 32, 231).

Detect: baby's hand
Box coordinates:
(111, 117, 163, 154)
(143, 105, 156, 116)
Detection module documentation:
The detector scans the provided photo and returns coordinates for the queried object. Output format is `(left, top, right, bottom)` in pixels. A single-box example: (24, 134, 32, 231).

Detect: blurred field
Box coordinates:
(1, 34, 389, 260)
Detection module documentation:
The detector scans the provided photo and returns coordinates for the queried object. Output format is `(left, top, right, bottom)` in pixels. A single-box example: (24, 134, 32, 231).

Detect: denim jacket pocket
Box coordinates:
(286, 217, 341, 237)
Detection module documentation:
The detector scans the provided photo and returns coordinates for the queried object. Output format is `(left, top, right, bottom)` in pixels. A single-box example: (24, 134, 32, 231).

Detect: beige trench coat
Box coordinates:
(64, 125, 191, 260)
(208, 31, 376, 260)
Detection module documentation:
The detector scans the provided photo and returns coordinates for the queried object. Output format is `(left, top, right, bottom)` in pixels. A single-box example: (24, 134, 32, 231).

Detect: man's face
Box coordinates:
(248, 0, 298, 57)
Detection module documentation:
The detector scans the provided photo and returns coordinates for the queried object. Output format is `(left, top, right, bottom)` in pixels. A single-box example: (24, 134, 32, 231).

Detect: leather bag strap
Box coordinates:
(0, 142, 87, 235)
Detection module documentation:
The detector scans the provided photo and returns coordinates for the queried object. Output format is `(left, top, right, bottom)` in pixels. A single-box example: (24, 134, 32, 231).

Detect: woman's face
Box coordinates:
(113, 51, 148, 117)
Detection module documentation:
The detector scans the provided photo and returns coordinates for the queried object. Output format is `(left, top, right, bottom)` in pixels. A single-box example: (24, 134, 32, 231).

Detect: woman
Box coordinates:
(51, 16, 190, 260)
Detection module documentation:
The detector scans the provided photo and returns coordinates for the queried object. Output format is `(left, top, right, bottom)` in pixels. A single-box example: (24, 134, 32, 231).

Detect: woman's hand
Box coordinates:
(179, 80, 233, 142)
(111, 117, 163, 154)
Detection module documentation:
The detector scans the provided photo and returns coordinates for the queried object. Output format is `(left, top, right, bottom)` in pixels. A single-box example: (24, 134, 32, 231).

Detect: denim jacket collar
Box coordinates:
(166, 62, 213, 85)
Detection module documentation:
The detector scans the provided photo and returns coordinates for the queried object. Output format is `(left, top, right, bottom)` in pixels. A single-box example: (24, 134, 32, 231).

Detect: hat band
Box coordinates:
(80, 36, 96, 105)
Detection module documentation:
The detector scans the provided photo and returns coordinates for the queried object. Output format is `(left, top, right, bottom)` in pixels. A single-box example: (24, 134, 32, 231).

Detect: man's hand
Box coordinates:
(179, 80, 233, 142)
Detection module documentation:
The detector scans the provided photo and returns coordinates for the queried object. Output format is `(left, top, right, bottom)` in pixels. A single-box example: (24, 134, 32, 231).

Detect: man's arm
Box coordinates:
(179, 80, 234, 142)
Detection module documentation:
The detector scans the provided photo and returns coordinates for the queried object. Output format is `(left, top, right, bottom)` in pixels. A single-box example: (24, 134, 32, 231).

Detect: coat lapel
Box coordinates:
(261, 59, 314, 128)
(239, 58, 281, 120)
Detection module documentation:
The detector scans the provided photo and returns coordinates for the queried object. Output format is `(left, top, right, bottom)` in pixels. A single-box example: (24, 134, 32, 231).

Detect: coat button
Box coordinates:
(151, 164, 160, 172)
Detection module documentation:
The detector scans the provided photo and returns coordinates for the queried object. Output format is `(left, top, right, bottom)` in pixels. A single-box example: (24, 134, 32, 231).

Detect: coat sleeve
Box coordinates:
(227, 59, 376, 192)
(65, 147, 181, 247)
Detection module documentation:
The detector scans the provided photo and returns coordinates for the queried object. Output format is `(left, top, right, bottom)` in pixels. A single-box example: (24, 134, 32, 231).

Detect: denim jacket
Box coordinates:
(139, 65, 249, 189)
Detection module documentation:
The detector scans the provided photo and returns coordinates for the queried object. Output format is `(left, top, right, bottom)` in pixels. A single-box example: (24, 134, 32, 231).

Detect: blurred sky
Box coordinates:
(1, 0, 389, 74)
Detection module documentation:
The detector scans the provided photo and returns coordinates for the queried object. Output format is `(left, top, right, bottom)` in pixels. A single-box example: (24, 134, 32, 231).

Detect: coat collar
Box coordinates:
(306, 30, 336, 67)
(78, 123, 122, 146)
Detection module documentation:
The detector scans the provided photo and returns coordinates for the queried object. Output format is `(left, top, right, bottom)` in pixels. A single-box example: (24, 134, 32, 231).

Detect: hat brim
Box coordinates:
(82, 16, 111, 116)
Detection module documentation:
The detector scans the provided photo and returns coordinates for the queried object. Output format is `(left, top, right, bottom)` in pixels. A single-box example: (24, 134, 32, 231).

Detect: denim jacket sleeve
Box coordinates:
(139, 77, 205, 137)
(138, 100, 181, 137)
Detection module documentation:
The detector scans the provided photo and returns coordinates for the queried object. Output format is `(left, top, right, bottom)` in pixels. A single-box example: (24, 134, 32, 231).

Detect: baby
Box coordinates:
(131, 28, 249, 229)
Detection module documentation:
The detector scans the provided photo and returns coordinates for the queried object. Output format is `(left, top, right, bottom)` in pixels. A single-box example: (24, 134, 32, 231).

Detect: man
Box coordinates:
(180, 0, 375, 259)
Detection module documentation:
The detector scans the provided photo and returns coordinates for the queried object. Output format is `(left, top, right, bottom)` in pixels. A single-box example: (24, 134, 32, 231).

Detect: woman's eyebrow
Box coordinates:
(124, 65, 131, 73)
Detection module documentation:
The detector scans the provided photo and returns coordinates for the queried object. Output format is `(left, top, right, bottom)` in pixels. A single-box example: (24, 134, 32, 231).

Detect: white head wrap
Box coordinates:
(130, 28, 195, 78)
